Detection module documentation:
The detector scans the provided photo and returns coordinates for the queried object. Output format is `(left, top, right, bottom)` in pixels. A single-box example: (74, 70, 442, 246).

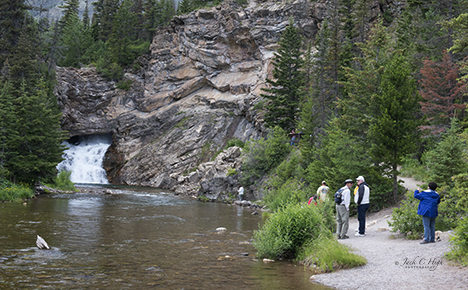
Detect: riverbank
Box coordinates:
(311, 207, 468, 289)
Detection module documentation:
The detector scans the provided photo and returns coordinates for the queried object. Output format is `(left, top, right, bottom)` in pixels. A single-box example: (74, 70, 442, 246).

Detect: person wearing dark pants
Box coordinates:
(414, 182, 441, 244)
(354, 176, 370, 237)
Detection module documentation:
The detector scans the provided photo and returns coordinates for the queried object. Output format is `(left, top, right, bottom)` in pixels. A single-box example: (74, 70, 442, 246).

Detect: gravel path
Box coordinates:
(311, 207, 468, 289)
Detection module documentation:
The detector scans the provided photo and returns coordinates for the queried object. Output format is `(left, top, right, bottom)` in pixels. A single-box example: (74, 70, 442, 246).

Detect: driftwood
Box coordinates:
(36, 235, 50, 250)
(34, 182, 75, 196)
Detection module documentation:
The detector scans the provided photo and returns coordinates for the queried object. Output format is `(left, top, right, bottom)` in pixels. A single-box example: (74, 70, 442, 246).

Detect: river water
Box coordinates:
(0, 186, 330, 290)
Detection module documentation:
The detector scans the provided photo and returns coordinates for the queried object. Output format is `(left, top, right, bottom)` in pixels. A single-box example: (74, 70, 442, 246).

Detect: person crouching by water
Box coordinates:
(414, 182, 441, 244)
(336, 179, 353, 239)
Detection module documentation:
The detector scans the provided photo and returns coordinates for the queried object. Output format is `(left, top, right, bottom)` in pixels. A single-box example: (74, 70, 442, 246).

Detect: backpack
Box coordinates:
(334, 188, 345, 204)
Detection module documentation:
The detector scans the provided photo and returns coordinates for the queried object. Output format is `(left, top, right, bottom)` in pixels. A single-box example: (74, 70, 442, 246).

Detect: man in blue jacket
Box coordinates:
(414, 182, 441, 244)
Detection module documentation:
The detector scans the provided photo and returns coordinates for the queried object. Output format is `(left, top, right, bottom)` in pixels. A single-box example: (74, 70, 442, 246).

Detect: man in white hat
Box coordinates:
(355, 176, 370, 237)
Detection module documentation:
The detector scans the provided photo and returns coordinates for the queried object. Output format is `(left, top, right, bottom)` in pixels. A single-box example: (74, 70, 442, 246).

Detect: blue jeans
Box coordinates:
(357, 203, 369, 234)
(422, 216, 436, 242)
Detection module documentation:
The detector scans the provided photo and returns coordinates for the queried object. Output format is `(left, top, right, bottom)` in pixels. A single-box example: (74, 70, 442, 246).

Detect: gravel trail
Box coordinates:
(311, 207, 468, 289)
(312, 176, 467, 290)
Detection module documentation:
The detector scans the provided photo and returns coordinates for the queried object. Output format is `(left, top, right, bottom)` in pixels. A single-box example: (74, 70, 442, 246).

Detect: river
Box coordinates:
(0, 186, 330, 289)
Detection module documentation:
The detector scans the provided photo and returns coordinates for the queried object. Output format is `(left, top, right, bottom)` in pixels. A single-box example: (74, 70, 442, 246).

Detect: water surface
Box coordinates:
(0, 186, 330, 289)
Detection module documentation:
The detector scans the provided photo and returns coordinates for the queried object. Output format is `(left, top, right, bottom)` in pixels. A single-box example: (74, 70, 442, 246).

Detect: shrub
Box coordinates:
(0, 179, 34, 202)
(252, 203, 331, 260)
(226, 167, 237, 176)
(47, 170, 76, 192)
(263, 179, 310, 212)
(225, 138, 244, 149)
(298, 235, 367, 273)
(446, 217, 468, 266)
(240, 126, 291, 185)
(388, 191, 423, 239)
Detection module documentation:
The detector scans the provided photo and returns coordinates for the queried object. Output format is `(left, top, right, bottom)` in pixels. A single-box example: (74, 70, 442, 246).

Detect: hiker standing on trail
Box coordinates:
(336, 179, 353, 239)
(414, 182, 441, 244)
(355, 176, 370, 237)
(317, 180, 329, 201)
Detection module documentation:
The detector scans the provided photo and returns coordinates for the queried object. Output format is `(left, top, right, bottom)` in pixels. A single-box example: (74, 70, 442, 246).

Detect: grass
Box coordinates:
(44, 170, 76, 192)
(298, 235, 367, 274)
(0, 179, 35, 202)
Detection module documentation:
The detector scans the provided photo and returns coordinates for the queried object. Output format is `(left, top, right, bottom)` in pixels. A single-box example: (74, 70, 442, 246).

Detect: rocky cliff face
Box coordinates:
(55, 0, 393, 199)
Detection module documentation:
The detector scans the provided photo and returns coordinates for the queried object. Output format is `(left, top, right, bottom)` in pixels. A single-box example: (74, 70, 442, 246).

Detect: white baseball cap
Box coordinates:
(356, 176, 365, 182)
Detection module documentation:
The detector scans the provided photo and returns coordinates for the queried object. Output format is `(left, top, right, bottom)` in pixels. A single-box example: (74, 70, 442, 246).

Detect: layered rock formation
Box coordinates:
(55, 0, 394, 199)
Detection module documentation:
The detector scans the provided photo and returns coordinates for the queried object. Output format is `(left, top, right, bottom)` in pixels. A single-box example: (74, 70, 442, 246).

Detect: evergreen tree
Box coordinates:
(107, 0, 149, 67)
(92, 0, 120, 42)
(338, 22, 393, 140)
(0, 0, 30, 73)
(0, 80, 16, 178)
(369, 54, 421, 202)
(59, 0, 80, 30)
(177, 0, 193, 15)
(9, 79, 67, 183)
(419, 50, 465, 135)
(423, 119, 467, 187)
(59, 15, 94, 67)
(261, 18, 305, 132)
(83, 0, 91, 29)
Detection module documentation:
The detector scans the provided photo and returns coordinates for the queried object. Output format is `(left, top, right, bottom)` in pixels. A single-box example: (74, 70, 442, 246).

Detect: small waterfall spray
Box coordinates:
(57, 134, 112, 184)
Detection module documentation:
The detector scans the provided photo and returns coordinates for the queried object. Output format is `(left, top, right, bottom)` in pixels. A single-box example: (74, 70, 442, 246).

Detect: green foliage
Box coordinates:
(116, 79, 133, 90)
(252, 203, 331, 260)
(304, 119, 370, 194)
(400, 155, 428, 181)
(261, 18, 305, 132)
(388, 191, 423, 239)
(240, 127, 291, 185)
(45, 170, 76, 192)
(225, 138, 244, 149)
(226, 167, 237, 176)
(298, 236, 367, 273)
(369, 53, 421, 202)
(0, 178, 34, 202)
(423, 119, 468, 187)
(263, 179, 309, 212)
(96, 58, 124, 81)
(446, 217, 468, 266)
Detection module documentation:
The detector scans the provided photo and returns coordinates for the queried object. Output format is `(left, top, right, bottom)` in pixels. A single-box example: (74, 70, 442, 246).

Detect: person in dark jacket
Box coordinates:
(414, 182, 441, 244)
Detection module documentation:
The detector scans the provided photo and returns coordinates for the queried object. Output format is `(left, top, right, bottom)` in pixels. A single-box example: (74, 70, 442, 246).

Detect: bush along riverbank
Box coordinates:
(0, 171, 77, 202)
(252, 201, 367, 273)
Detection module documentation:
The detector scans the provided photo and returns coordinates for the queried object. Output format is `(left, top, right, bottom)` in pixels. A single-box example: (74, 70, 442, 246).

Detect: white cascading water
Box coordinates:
(57, 134, 112, 184)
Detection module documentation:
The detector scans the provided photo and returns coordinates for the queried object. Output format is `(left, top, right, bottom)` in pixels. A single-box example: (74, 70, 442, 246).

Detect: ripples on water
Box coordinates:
(0, 186, 330, 290)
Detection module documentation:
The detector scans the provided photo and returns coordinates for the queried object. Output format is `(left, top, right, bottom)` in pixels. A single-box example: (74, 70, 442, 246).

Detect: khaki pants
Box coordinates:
(336, 204, 349, 238)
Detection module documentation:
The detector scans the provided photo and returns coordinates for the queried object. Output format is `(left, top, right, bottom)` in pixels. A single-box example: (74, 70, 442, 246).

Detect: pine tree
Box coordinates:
(83, 0, 91, 29)
(9, 78, 67, 183)
(261, 18, 305, 132)
(92, 0, 120, 42)
(59, 0, 80, 30)
(369, 54, 421, 202)
(419, 50, 465, 135)
(0, 79, 17, 178)
(0, 0, 30, 72)
(338, 21, 393, 140)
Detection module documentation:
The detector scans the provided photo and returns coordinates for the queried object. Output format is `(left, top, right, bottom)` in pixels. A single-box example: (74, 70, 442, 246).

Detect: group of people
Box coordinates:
(329, 176, 370, 239)
(318, 178, 440, 244)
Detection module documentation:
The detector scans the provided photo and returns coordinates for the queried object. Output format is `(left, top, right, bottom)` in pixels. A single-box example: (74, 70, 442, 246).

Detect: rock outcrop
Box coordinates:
(55, 0, 396, 199)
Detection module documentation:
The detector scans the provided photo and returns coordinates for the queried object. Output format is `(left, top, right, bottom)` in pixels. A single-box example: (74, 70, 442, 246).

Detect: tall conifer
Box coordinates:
(261, 18, 305, 132)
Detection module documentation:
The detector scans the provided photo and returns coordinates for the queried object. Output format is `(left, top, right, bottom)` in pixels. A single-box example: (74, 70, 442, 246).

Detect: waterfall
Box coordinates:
(57, 134, 112, 184)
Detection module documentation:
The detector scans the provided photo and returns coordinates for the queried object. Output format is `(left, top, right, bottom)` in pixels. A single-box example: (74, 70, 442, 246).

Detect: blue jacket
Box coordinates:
(414, 189, 441, 218)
